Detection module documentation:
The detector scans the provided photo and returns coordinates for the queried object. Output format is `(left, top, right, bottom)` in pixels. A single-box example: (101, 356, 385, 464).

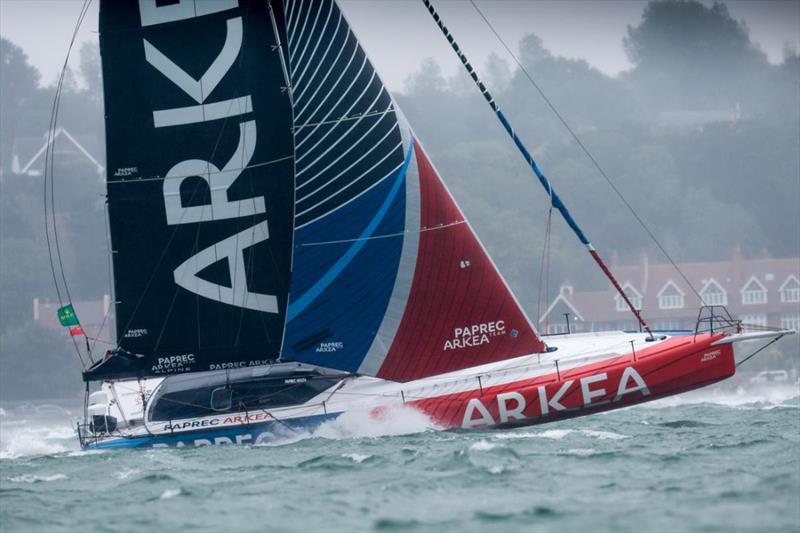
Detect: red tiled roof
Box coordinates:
(553, 252, 800, 323)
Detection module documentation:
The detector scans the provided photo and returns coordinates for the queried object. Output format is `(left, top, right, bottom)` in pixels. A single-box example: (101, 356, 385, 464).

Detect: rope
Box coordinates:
(536, 204, 553, 329)
(420, 0, 654, 336)
(44, 0, 93, 367)
(299, 220, 465, 247)
(105, 154, 294, 185)
(469, 0, 702, 302)
(735, 334, 787, 368)
(292, 106, 395, 131)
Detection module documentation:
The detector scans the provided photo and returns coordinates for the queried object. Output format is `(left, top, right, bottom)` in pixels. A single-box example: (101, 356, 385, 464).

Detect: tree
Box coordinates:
(0, 38, 42, 171)
(79, 41, 102, 105)
(624, 1, 770, 110)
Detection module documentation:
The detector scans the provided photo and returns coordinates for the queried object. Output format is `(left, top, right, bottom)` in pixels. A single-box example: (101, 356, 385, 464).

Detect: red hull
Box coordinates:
(409, 334, 735, 429)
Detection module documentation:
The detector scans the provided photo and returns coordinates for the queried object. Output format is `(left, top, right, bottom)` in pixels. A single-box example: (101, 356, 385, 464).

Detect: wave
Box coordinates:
(469, 439, 499, 451)
(491, 428, 630, 441)
(0, 423, 76, 460)
(159, 488, 181, 500)
(6, 474, 68, 483)
(341, 452, 372, 463)
(257, 404, 439, 448)
(658, 420, 713, 428)
(314, 404, 439, 440)
(649, 384, 799, 409)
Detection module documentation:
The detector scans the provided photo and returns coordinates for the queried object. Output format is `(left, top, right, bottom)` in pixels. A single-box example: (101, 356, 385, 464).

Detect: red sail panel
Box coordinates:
(377, 140, 546, 382)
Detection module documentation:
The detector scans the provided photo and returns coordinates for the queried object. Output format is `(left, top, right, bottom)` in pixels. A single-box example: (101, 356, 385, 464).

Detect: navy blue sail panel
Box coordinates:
(88, 0, 294, 381)
(281, 0, 407, 372)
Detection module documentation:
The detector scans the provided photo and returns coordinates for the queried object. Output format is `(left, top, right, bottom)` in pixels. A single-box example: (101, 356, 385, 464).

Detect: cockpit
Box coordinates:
(145, 363, 348, 423)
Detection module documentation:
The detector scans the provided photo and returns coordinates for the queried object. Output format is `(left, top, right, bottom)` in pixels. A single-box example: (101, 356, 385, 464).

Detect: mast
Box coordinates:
(420, 0, 654, 338)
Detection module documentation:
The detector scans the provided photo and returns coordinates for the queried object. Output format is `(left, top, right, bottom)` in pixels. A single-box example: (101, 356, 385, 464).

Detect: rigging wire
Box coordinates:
(468, 0, 703, 303)
(536, 204, 553, 330)
(88, 200, 114, 355)
(44, 0, 93, 366)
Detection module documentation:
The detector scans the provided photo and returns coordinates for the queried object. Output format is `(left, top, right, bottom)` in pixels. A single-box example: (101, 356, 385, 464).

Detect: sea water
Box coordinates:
(1, 384, 798, 532)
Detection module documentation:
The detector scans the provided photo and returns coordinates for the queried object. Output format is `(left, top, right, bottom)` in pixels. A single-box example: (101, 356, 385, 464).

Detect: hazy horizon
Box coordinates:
(1, 0, 798, 91)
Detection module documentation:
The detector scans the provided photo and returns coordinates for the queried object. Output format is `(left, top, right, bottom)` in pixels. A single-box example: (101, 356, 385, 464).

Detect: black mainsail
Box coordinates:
(86, 0, 294, 380)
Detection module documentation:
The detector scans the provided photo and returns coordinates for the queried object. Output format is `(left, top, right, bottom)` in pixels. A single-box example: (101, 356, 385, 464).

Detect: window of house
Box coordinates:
(781, 313, 800, 331)
(616, 284, 642, 312)
(547, 323, 569, 335)
(700, 279, 727, 306)
(740, 314, 768, 328)
(656, 319, 682, 331)
(780, 276, 800, 303)
(741, 277, 767, 305)
(658, 281, 685, 310)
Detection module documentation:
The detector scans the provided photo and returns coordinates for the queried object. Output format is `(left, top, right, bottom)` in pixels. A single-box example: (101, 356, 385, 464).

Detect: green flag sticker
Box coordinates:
(57, 304, 80, 327)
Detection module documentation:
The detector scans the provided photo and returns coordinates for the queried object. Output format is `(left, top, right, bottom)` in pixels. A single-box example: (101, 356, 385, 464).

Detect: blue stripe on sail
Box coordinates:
(287, 141, 414, 322)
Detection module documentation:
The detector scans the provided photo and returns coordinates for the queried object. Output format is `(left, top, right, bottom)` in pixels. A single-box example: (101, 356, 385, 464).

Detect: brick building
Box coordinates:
(539, 246, 800, 336)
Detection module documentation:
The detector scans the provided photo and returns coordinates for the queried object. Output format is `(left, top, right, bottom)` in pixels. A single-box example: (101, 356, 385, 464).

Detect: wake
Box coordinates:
(257, 404, 440, 448)
(0, 407, 79, 459)
(649, 382, 799, 409)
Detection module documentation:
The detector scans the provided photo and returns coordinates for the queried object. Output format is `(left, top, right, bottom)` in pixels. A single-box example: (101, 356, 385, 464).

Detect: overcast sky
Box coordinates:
(1, 0, 798, 91)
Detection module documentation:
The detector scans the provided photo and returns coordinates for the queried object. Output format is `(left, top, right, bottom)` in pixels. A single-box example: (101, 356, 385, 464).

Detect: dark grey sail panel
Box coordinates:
(286, 0, 404, 228)
(86, 0, 294, 381)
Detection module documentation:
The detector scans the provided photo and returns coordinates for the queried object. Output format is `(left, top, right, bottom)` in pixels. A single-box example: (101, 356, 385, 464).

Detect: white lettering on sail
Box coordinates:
(162, 121, 264, 225)
(173, 221, 277, 313)
(143, 18, 239, 101)
(153, 95, 253, 128)
(139, 0, 237, 28)
(138, 1, 278, 313)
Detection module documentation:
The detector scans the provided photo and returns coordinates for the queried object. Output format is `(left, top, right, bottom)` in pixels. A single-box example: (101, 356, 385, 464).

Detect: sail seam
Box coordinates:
(295, 33, 359, 120)
(296, 107, 393, 180)
(295, 6, 339, 87)
(296, 92, 389, 180)
(286, 0, 298, 29)
(294, 159, 403, 230)
(299, 220, 466, 247)
(106, 155, 294, 185)
(288, 0, 312, 54)
(297, 123, 399, 201)
(295, 54, 368, 144)
(296, 77, 384, 167)
(293, 107, 394, 133)
(290, 0, 329, 78)
(295, 138, 403, 217)
(293, 25, 351, 109)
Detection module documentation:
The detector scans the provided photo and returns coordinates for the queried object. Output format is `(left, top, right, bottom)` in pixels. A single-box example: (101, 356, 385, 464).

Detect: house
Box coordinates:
(10, 128, 104, 177)
(539, 246, 800, 336)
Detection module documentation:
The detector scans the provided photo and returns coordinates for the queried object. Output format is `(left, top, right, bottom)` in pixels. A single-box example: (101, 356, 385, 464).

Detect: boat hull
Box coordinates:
(411, 333, 735, 429)
(82, 333, 736, 450)
(83, 413, 339, 449)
